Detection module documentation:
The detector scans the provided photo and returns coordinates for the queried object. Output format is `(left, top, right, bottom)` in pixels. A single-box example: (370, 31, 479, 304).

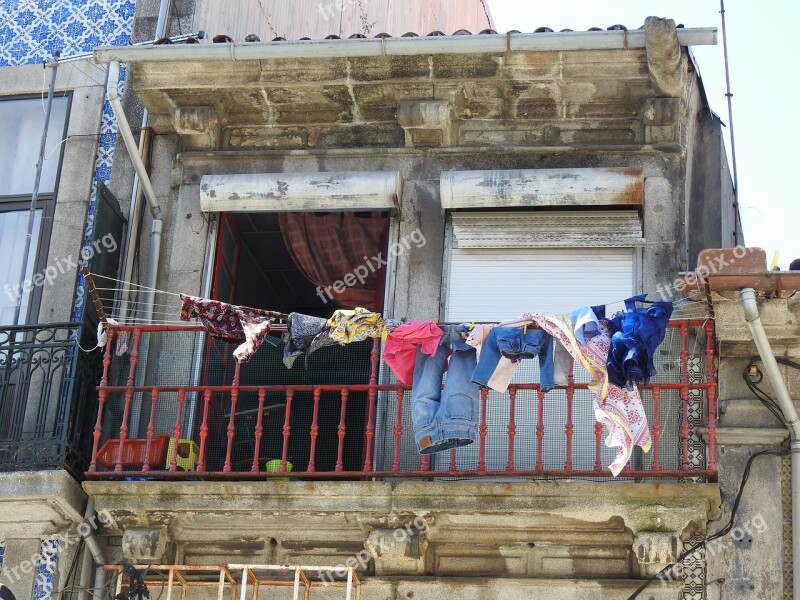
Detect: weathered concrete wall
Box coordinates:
(0, 471, 88, 600)
(707, 291, 800, 599)
(172, 147, 684, 322)
(687, 109, 736, 270)
(85, 479, 718, 581)
(191, 0, 493, 43)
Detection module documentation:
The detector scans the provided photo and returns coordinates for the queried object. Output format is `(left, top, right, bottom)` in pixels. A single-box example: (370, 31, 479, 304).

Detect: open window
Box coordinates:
(196, 171, 398, 473)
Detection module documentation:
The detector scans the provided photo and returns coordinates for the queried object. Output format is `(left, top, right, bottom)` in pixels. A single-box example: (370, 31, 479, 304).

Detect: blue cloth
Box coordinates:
(471, 326, 555, 392)
(570, 304, 606, 345)
(411, 324, 480, 455)
(607, 295, 673, 387)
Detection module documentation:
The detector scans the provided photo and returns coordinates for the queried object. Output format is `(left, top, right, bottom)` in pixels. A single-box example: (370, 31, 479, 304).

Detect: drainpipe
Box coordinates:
(117, 0, 170, 325)
(106, 59, 164, 325)
(107, 58, 165, 435)
(740, 287, 800, 600)
(78, 498, 107, 600)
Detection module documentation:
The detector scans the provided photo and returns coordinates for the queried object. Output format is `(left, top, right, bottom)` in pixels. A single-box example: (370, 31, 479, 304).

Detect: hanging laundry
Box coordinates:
(465, 324, 518, 391)
(179, 295, 283, 363)
(383, 321, 444, 385)
(412, 324, 480, 455)
(327, 307, 395, 344)
(553, 341, 573, 387)
(554, 305, 607, 385)
(571, 305, 606, 344)
(281, 313, 338, 369)
(606, 295, 673, 388)
(471, 326, 554, 393)
(525, 311, 651, 476)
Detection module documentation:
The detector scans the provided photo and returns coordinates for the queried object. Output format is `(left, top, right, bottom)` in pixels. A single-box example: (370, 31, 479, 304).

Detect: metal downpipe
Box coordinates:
(117, 0, 170, 325)
(77, 498, 107, 600)
(740, 287, 800, 600)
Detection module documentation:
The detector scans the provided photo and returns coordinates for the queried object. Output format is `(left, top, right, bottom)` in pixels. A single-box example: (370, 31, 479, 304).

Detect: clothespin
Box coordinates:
(468, 321, 475, 332)
(523, 323, 528, 335)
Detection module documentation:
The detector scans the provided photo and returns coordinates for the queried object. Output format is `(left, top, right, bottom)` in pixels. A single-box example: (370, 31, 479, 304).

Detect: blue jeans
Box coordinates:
(411, 325, 479, 454)
(471, 327, 555, 392)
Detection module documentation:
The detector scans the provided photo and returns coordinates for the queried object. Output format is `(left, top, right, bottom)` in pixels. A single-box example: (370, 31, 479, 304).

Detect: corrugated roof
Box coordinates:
(167, 23, 685, 44)
(191, 0, 494, 46)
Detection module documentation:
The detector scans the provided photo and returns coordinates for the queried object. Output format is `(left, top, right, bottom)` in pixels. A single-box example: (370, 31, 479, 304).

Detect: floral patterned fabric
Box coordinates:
(180, 295, 283, 363)
(525, 311, 652, 476)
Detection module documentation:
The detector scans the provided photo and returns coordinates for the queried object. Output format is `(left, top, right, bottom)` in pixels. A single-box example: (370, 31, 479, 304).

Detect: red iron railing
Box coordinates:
(86, 321, 718, 480)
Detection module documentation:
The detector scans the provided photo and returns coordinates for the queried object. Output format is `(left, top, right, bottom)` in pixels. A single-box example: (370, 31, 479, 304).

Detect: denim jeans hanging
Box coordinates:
(411, 324, 480, 455)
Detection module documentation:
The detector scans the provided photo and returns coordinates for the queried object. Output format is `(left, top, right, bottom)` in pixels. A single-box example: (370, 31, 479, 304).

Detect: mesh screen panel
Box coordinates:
(100, 330, 372, 474)
(98, 323, 711, 480)
(375, 324, 710, 479)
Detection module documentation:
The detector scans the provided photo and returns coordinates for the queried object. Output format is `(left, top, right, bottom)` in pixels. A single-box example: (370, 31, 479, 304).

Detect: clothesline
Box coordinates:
(99, 303, 710, 326)
(87, 272, 712, 328)
(86, 279, 710, 477)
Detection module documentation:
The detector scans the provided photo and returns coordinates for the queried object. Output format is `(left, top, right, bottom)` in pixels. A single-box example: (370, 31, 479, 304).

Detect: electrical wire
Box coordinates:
(743, 360, 786, 426)
(627, 448, 789, 599)
(743, 357, 800, 427)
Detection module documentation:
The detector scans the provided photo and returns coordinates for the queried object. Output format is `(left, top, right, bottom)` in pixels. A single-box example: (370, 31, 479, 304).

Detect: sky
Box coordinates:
(487, 0, 800, 269)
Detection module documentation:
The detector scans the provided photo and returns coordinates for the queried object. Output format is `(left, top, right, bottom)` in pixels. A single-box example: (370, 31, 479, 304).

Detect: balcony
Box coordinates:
(86, 319, 719, 482)
(0, 323, 100, 473)
(86, 320, 717, 481)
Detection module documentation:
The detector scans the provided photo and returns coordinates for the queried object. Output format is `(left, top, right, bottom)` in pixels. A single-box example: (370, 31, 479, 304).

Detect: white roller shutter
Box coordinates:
(445, 211, 640, 320)
(451, 211, 644, 249)
(447, 247, 635, 320)
(442, 212, 640, 474)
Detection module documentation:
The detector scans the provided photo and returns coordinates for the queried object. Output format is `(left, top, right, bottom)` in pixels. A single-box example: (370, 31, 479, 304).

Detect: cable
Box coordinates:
(743, 360, 786, 426)
(626, 448, 789, 599)
(743, 357, 800, 426)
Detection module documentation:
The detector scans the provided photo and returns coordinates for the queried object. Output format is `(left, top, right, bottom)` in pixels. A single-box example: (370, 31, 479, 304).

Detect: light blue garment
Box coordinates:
(570, 305, 606, 345)
(411, 324, 480, 455)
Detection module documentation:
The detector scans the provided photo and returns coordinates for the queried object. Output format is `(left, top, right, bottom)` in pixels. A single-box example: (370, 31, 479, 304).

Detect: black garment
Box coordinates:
(282, 313, 337, 368)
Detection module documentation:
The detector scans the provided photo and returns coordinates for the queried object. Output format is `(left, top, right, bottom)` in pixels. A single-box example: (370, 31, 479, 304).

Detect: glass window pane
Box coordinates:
(0, 97, 69, 196)
(0, 209, 43, 324)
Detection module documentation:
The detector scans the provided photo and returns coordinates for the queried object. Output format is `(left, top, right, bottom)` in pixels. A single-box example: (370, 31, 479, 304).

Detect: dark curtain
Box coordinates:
(278, 212, 388, 310)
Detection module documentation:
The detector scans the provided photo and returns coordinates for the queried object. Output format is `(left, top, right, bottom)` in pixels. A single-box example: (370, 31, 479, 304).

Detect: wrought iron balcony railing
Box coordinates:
(0, 323, 100, 473)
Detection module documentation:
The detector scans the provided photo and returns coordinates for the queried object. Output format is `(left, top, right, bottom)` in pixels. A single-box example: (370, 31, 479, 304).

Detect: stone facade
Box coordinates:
(84, 14, 734, 600)
(1, 4, 765, 600)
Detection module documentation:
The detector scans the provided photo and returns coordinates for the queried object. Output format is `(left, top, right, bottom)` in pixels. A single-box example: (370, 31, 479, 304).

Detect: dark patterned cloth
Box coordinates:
(282, 312, 338, 369)
(180, 295, 283, 363)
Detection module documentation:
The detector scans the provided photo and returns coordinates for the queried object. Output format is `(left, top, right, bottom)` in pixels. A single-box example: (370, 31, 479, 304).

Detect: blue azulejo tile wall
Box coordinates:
(0, 0, 136, 322)
(0, 0, 135, 66)
(32, 539, 59, 600)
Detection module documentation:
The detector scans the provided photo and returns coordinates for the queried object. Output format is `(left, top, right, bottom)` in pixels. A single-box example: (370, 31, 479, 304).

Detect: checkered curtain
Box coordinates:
(278, 212, 387, 310)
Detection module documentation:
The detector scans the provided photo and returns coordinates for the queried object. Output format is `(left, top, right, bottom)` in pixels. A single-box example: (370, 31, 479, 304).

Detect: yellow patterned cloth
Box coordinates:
(327, 307, 389, 344)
